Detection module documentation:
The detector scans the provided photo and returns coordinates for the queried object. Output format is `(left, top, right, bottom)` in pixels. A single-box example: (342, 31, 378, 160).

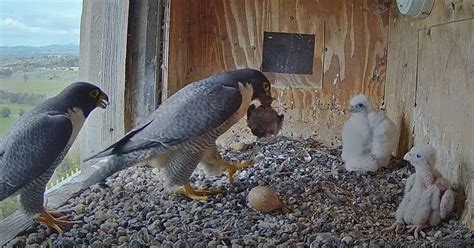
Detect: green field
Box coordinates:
(0, 71, 73, 97)
(0, 103, 34, 137)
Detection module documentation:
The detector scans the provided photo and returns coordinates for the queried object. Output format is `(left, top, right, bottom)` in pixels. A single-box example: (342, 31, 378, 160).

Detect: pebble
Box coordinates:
(27, 233, 40, 244)
(90, 240, 103, 248)
(9, 137, 472, 247)
(118, 236, 128, 243)
(342, 236, 354, 245)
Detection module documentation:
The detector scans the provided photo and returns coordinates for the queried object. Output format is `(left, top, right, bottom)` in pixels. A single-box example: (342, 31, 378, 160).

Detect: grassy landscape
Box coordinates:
(0, 71, 72, 97)
(0, 103, 33, 136)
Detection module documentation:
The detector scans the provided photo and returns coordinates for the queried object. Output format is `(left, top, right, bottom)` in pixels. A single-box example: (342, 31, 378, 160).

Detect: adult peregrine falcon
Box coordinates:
(0, 82, 109, 232)
(82, 68, 272, 200)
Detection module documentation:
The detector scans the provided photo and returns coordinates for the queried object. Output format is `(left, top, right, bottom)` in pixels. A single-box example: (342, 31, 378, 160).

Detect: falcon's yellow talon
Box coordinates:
(179, 183, 223, 202)
(35, 210, 81, 233)
(224, 161, 253, 183)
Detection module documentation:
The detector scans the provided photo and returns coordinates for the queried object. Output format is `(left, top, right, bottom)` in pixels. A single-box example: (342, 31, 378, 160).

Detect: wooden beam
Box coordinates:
(79, 0, 130, 166)
(124, 0, 164, 130)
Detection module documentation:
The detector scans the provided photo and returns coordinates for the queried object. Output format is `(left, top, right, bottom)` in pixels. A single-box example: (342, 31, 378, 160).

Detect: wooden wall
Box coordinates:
(385, 0, 473, 229)
(162, 0, 389, 146)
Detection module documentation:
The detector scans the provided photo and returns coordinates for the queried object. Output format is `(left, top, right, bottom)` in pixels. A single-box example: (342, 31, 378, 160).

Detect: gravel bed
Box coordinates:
(8, 137, 474, 247)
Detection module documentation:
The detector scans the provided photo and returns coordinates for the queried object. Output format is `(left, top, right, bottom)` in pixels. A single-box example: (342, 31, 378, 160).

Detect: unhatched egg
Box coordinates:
(248, 186, 281, 212)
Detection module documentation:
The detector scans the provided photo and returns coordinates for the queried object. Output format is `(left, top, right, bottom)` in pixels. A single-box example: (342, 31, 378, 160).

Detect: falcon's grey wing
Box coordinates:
(84, 80, 242, 160)
(0, 112, 72, 200)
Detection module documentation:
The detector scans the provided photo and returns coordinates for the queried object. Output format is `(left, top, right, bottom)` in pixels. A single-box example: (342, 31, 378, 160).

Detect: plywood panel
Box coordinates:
(163, 0, 389, 145)
(418, 0, 474, 29)
(385, 13, 418, 155)
(414, 19, 473, 226)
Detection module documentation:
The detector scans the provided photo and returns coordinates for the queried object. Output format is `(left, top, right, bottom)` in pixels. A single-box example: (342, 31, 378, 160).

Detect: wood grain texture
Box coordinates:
(163, 0, 389, 145)
(79, 0, 130, 166)
(418, 0, 474, 29)
(125, 0, 163, 131)
(384, 13, 418, 155)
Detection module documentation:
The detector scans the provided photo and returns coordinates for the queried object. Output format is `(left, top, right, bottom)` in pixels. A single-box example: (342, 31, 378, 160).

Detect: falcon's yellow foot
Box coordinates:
(35, 210, 82, 233)
(44, 199, 74, 218)
(224, 161, 253, 183)
(179, 183, 224, 202)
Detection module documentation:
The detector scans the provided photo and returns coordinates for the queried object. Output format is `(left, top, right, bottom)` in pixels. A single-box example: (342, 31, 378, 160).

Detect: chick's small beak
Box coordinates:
(403, 153, 410, 161)
(348, 105, 356, 113)
(97, 92, 109, 108)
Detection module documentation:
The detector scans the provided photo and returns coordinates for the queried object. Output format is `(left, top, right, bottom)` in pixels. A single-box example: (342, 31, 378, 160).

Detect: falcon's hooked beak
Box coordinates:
(97, 92, 110, 109)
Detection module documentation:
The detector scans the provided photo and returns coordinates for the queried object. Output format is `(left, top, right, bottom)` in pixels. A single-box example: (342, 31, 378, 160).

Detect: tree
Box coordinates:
(0, 107, 11, 118)
(23, 73, 29, 84)
(0, 68, 13, 78)
(19, 109, 25, 117)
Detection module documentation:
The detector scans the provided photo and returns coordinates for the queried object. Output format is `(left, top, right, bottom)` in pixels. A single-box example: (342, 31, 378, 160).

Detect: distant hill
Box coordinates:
(0, 44, 79, 60)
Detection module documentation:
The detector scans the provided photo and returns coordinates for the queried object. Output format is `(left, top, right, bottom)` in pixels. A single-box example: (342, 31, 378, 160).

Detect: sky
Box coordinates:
(0, 0, 82, 47)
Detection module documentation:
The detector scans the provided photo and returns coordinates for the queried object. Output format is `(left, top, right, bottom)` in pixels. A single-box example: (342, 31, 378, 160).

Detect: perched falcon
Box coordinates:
(82, 68, 272, 200)
(0, 82, 109, 232)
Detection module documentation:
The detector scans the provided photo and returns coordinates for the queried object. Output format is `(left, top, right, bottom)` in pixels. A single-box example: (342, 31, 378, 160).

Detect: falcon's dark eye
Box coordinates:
(262, 82, 270, 91)
(416, 154, 421, 158)
(357, 103, 364, 108)
(89, 89, 100, 98)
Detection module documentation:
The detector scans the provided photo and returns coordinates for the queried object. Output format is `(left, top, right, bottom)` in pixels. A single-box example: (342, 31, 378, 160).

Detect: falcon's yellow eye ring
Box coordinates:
(89, 89, 100, 98)
(262, 82, 270, 91)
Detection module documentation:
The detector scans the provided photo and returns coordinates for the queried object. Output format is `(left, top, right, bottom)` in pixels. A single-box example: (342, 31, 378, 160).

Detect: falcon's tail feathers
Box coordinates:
(80, 151, 150, 189)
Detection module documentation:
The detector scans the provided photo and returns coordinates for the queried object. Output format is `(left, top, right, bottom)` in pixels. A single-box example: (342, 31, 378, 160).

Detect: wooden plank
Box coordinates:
(78, 0, 130, 166)
(163, 0, 389, 146)
(414, 19, 473, 228)
(469, 23, 474, 230)
(124, 0, 164, 130)
(384, 12, 418, 155)
(418, 0, 474, 29)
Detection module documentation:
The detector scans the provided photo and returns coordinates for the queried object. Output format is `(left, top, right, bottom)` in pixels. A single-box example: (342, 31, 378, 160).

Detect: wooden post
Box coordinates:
(124, 0, 164, 131)
(79, 0, 130, 167)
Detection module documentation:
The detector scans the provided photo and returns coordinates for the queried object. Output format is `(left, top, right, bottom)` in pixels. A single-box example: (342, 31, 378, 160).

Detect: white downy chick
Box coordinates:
(341, 94, 398, 172)
(385, 145, 455, 238)
(368, 110, 399, 168)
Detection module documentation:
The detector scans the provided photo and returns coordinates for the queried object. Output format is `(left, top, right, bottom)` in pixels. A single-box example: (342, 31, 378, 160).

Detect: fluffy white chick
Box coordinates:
(369, 109, 399, 167)
(385, 145, 455, 238)
(341, 94, 398, 172)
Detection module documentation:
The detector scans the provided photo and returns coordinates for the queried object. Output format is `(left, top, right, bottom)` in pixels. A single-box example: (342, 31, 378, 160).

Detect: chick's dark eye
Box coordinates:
(357, 103, 364, 108)
(416, 154, 421, 158)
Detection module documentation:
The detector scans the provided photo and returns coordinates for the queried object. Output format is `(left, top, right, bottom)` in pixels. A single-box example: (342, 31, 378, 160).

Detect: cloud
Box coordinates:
(0, 0, 82, 46)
